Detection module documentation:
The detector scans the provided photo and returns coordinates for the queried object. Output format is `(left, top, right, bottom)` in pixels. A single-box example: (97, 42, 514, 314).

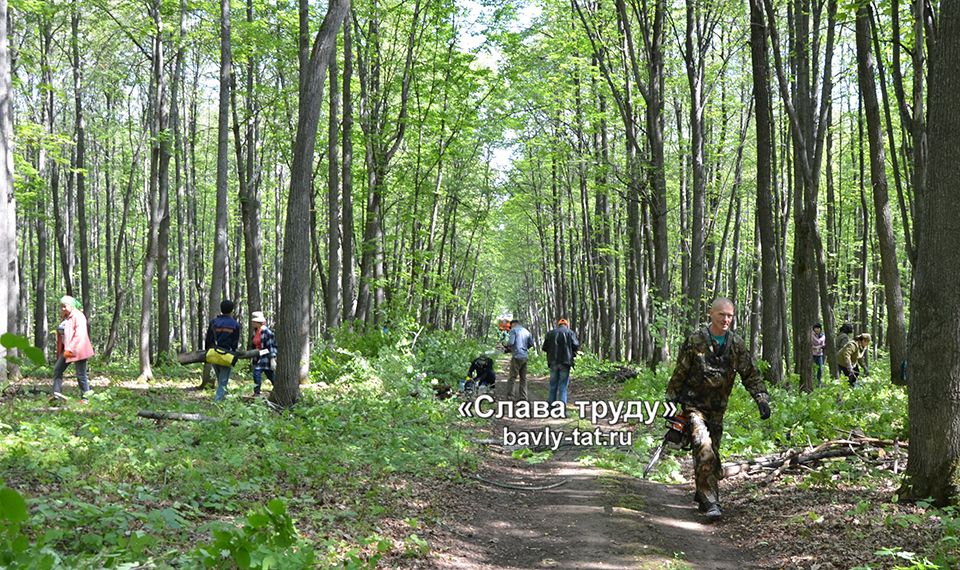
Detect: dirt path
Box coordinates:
(424, 371, 760, 570)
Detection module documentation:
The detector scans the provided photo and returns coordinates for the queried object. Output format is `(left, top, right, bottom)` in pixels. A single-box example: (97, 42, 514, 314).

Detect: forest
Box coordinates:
(1, 0, 960, 567)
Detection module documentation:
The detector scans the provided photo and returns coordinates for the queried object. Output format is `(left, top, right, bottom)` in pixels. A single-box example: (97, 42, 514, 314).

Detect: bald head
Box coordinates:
(707, 297, 735, 336)
(710, 297, 735, 312)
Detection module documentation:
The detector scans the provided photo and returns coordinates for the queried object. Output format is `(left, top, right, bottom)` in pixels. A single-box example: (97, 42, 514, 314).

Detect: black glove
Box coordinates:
(757, 399, 771, 420)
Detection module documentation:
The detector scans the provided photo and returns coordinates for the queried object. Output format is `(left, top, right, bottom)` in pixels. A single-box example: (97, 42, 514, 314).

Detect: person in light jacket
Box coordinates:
(52, 295, 95, 401)
(811, 323, 826, 387)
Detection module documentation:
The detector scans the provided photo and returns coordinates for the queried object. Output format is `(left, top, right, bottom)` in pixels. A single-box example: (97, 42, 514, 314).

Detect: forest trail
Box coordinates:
(422, 363, 759, 570)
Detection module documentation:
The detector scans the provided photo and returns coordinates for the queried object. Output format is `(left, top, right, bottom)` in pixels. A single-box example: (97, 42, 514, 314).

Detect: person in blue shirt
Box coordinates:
(205, 299, 241, 401)
(505, 319, 535, 401)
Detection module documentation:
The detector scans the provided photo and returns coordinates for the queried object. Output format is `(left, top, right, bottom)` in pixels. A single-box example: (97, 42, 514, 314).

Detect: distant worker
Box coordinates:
(248, 311, 277, 397)
(836, 322, 854, 354)
(52, 295, 95, 402)
(205, 299, 241, 402)
(505, 319, 535, 401)
(811, 323, 826, 387)
(542, 318, 580, 405)
(465, 354, 496, 397)
(838, 333, 871, 388)
(497, 321, 510, 350)
(665, 297, 771, 520)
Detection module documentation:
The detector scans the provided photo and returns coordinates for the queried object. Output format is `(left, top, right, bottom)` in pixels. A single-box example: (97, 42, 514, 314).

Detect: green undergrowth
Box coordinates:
(612, 357, 908, 480)
(0, 329, 486, 568)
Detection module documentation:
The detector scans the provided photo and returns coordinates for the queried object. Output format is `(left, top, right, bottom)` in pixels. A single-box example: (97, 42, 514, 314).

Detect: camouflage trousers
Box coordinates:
(687, 408, 725, 506)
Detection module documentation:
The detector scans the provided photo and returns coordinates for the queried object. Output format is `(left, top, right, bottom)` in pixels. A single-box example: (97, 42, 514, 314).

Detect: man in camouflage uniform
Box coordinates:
(665, 297, 772, 519)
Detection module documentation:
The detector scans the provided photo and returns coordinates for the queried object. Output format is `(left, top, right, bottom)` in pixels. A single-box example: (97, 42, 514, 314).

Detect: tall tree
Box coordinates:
(71, 0, 90, 319)
(0, 0, 18, 380)
(273, 0, 350, 407)
(764, 0, 838, 392)
(854, 4, 907, 386)
(326, 44, 342, 332)
(138, 0, 168, 381)
(341, 24, 356, 323)
(903, 0, 956, 505)
(202, 0, 233, 389)
(234, 0, 263, 317)
(354, 0, 422, 323)
(748, 0, 783, 384)
(679, 0, 713, 330)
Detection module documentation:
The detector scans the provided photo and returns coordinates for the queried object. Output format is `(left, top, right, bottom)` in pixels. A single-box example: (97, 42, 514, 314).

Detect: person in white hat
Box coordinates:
(248, 311, 277, 396)
(52, 295, 95, 401)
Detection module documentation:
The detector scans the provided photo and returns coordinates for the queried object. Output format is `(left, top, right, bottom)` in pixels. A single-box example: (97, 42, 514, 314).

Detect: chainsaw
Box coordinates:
(642, 411, 690, 479)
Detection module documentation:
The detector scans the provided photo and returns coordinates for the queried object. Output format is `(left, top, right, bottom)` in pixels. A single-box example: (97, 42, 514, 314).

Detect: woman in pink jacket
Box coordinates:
(53, 295, 95, 400)
(811, 322, 826, 387)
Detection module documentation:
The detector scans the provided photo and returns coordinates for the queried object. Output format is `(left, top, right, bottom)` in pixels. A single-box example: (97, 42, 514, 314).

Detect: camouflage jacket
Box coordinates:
(665, 327, 769, 413)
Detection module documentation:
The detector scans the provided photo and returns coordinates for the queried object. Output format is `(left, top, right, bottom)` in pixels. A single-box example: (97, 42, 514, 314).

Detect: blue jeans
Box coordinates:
(213, 365, 233, 401)
(548, 364, 571, 405)
(253, 368, 274, 395)
(52, 356, 90, 395)
(813, 355, 825, 386)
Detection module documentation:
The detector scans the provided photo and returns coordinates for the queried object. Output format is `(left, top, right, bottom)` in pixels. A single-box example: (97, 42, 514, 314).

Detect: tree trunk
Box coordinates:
(234, 0, 263, 317)
(0, 0, 17, 381)
(684, 0, 707, 331)
(341, 23, 356, 323)
(326, 45, 342, 332)
(138, 5, 167, 382)
(202, 0, 234, 389)
(273, 0, 350, 408)
(903, 1, 960, 505)
(71, 2, 90, 321)
(854, 5, 908, 386)
(749, 0, 783, 383)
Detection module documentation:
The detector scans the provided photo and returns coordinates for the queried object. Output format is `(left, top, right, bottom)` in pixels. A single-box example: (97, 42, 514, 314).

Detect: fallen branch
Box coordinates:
(137, 409, 241, 426)
(138, 410, 219, 422)
(473, 474, 568, 491)
(723, 436, 907, 480)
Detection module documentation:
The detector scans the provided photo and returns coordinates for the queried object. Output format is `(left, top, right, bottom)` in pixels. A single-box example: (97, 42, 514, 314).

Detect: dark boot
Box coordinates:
(703, 502, 723, 519)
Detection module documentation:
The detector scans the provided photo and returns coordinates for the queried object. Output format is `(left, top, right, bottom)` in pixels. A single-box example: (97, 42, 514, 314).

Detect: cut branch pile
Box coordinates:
(722, 436, 908, 483)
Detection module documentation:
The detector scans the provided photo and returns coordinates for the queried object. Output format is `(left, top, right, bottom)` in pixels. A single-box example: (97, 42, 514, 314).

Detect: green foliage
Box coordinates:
(1, 333, 47, 372)
(511, 448, 553, 464)
(1, 327, 479, 566)
(0, 484, 62, 569)
(189, 499, 316, 569)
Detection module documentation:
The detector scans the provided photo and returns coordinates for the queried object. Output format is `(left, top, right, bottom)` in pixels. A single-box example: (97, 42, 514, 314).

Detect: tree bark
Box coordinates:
(341, 23, 356, 323)
(273, 0, 350, 408)
(854, 5, 908, 386)
(71, 1, 91, 322)
(138, 4, 167, 381)
(749, 0, 783, 383)
(0, 0, 18, 381)
(203, 0, 233, 388)
(326, 44, 342, 332)
(903, 1, 960, 505)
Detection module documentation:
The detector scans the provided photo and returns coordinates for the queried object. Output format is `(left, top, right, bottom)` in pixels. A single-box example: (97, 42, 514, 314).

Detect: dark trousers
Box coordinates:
(253, 368, 275, 394)
(841, 365, 860, 387)
(52, 356, 90, 395)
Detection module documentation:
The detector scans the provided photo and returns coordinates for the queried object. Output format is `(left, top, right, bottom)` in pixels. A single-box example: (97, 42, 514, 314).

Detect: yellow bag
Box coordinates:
(205, 348, 238, 367)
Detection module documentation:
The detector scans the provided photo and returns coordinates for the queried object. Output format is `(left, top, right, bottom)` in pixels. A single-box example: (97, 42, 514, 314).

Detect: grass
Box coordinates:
(0, 329, 490, 568)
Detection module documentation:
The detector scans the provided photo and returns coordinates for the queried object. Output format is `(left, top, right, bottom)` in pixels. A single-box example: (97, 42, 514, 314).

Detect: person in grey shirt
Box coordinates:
(505, 319, 535, 401)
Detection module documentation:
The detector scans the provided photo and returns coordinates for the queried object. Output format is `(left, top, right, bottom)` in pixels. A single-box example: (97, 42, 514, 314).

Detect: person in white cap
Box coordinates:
(53, 295, 95, 402)
(248, 311, 277, 396)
